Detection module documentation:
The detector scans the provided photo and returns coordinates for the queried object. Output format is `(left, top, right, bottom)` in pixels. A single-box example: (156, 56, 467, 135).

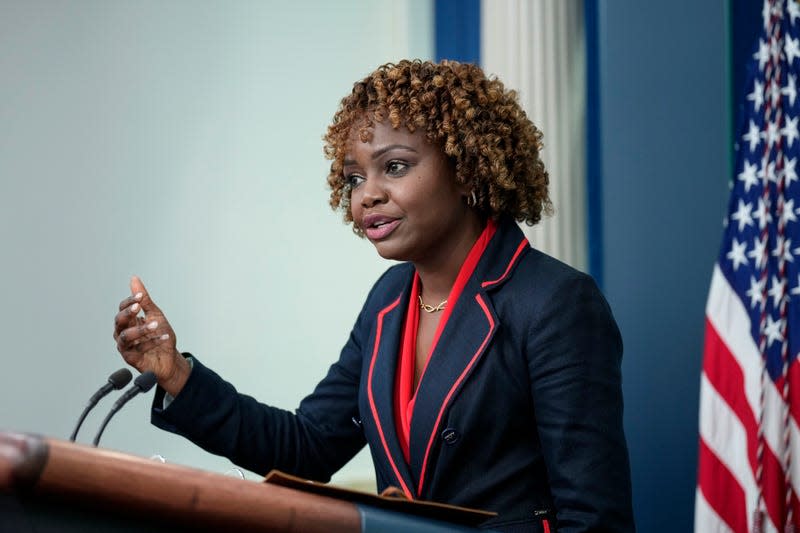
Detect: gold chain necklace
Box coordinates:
(419, 294, 447, 313)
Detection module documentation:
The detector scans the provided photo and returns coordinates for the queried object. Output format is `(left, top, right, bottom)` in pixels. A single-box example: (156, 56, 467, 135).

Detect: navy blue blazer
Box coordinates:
(152, 219, 634, 532)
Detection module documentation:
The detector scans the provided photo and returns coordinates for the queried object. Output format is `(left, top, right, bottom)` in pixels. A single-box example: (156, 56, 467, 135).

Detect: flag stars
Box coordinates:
(771, 36, 783, 67)
(782, 115, 799, 147)
(783, 73, 798, 106)
(747, 275, 767, 310)
(727, 238, 749, 271)
(784, 157, 798, 187)
(785, 35, 800, 64)
(749, 235, 769, 270)
(758, 160, 778, 185)
(756, 38, 771, 71)
(772, 235, 794, 263)
(744, 120, 762, 152)
(791, 275, 800, 297)
(762, 120, 781, 147)
(732, 200, 755, 231)
(763, 314, 785, 348)
(781, 198, 798, 225)
(768, 275, 787, 307)
(769, 79, 782, 106)
(739, 161, 760, 192)
(790, 0, 800, 26)
(755, 198, 773, 230)
(764, 1, 775, 31)
(749, 79, 765, 111)
(763, 2, 770, 31)
(765, 0, 786, 25)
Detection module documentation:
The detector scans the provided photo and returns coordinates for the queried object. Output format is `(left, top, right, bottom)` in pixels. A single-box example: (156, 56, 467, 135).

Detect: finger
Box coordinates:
(126, 333, 172, 354)
(114, 302, 143, 331)
(117, 328, 170, 355)
(118, 331, 171, 354)
(130, 276, 164, 316)
(117, 319, 164, 346)
(118, 292, 144, 312)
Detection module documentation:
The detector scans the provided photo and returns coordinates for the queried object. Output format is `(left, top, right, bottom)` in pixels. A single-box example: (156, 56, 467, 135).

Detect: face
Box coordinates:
(344, 120, 480, 266)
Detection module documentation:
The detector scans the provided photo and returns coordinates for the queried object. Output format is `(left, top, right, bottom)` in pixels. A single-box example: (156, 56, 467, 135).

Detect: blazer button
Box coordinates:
(441, 428, 460, 445)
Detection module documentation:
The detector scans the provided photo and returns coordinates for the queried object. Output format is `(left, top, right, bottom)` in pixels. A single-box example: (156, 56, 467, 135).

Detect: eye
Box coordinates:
(386, 160, 409, 176)
(346, 173, 365, 188)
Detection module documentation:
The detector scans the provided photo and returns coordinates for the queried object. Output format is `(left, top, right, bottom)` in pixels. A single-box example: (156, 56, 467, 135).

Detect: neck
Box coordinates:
(415, 215, 484, 303)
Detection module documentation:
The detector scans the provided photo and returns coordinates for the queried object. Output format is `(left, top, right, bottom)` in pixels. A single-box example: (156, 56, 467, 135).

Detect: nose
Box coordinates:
(359, 175, 388, 208)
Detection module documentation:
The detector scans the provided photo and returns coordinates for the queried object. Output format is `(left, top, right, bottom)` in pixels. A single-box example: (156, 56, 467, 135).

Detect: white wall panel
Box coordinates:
(482, 0, 587, 270)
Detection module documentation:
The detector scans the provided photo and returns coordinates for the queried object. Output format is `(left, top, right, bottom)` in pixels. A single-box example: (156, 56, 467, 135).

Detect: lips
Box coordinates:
(362, 214, 401, 240)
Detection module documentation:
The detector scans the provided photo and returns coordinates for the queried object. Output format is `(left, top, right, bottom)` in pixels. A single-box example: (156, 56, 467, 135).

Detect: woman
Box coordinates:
(115, 60, 634, 532)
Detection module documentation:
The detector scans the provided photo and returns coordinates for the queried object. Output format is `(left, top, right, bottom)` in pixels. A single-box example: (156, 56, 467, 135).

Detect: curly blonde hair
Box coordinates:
(324, 59, 552, 229)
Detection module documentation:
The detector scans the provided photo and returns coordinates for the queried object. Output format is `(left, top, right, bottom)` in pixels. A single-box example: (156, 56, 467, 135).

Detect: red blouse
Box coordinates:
(393, 219, 498, 462)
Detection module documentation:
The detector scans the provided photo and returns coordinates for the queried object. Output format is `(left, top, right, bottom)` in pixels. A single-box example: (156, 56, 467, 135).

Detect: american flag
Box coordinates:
(696, 1, 800, 531)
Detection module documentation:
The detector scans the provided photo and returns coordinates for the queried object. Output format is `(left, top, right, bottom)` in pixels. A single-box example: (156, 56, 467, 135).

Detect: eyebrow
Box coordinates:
(343, 144, 418, 166)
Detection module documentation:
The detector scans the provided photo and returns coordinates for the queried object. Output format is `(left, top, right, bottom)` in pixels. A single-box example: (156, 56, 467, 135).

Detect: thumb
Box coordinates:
(130, 275, 162, 314)
(130, 275, 146, 297)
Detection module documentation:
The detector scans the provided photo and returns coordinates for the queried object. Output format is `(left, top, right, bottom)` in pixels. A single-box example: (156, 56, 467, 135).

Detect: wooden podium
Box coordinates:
(0, 431, 490, 532)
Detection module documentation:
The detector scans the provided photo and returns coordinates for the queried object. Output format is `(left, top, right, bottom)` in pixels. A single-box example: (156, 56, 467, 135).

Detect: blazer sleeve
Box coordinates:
(526, 272, 635, 532)
(150, 305, 371, 481)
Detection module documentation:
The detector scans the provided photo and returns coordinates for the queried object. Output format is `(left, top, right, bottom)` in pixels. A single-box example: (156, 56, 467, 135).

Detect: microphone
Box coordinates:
(69, 368, 133, 442)
(92, 371, 157, 447)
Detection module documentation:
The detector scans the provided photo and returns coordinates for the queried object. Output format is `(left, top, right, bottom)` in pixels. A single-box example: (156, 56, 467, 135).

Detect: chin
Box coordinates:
(371, 241, 409, 262)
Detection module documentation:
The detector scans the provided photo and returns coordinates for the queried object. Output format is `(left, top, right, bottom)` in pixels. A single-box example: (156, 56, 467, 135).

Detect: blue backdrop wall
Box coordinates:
(595, 1, 730, 530)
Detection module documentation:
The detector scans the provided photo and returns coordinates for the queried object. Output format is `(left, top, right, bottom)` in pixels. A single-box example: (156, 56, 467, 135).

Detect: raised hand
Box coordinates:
(113, 276, 190, 397)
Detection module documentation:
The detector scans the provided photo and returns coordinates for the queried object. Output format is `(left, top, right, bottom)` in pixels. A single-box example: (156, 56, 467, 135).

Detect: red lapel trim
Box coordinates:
(481, 237, 529, 288)
(367, 295, 413, 498)
(402, 220, 497, 451)
(395, 273, 420, 463)
(416, 293, 497, 495)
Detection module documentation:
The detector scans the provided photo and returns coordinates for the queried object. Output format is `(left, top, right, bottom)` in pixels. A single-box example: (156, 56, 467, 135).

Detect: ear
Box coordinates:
(455, 172, 472, 196)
